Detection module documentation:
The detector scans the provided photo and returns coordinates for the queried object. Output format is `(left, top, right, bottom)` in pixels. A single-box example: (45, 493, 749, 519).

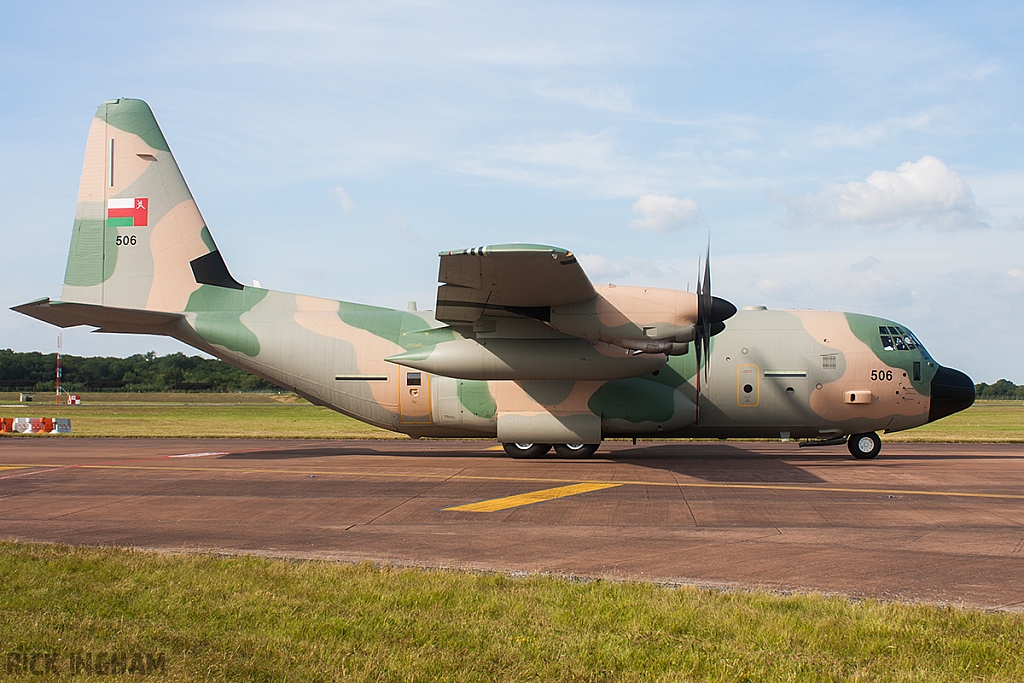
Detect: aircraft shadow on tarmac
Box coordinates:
(603, 443, 828, 484)
(219, 446, 396, 460)
(219, 441, 828, 484)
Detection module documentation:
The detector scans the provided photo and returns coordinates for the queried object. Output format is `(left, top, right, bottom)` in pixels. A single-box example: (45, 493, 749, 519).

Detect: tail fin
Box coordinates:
(61, 98, 241, 313)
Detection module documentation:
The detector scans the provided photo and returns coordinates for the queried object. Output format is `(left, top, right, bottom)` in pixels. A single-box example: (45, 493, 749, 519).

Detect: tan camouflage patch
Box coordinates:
(146, 199, 208, 312)
(293, 294, 402, 411)
(795, 310, 928, 427)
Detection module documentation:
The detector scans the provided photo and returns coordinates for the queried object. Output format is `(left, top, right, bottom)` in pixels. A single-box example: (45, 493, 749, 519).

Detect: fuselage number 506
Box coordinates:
(871, 369, 893, 381)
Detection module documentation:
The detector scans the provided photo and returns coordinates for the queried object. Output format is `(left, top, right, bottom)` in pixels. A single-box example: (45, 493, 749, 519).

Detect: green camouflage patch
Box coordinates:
(63, 217, 117, 287)
(101, 99, 170, 152)
(458, 380, 497, 419)
(185, 285, 269, 357)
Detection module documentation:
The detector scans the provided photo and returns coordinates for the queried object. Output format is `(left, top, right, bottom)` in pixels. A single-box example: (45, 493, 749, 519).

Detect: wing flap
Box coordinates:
(435, 244, 595, 324)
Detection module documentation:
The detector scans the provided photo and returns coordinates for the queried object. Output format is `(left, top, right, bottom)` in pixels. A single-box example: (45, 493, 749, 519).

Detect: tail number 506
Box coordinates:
(116, 235, 137, 246)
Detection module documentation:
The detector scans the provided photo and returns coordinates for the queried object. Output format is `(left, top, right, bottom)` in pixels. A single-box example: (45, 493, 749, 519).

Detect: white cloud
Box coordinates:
(575, 254, 675, 284)
(576, 253, 631, 280)
(331, 186, 355, 212)
(629, 194, 702, 232)
(384, 210, 416, 240)
(807, 113, 932, 149)
(788, 156, 988, 230)
(532, 80, 634, 113)
(754, 277, 784, 294)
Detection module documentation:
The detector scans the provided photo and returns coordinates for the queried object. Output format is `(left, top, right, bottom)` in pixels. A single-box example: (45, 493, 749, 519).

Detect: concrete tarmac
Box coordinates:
(2, 438, 1023, 610)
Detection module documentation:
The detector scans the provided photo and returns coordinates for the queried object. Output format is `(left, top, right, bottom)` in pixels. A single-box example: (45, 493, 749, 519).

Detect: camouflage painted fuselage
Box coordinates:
(154, 289, 941, 441)
(15, 98, 974, 447)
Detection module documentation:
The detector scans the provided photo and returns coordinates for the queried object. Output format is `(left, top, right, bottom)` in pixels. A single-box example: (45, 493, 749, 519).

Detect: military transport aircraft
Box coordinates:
(14, 99, 976, 459)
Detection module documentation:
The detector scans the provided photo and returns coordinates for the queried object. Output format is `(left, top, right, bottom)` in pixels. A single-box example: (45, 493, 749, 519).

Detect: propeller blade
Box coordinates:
(693, 241, 736, 387)
(698, 244, 713, 382)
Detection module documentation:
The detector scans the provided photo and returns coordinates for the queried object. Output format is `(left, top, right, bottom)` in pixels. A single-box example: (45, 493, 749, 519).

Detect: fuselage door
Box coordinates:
(399, 368, 432, 425)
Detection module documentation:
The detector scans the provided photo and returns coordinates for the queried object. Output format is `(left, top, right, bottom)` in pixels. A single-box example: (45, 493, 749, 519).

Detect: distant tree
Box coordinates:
(975, 380, 1024, 400)
(0, 349, 277, 392)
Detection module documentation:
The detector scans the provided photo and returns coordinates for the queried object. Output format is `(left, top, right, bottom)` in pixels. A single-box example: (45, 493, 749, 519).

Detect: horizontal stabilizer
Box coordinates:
(11, 298, 184, 335)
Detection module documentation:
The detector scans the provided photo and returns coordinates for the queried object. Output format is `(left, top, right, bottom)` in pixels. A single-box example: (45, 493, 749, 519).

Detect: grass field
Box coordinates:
(0, 392, 397, 439)
(883, 400, 1024, 443)
(2, 542, 1022, 682)
(2, 393, 1021, 442)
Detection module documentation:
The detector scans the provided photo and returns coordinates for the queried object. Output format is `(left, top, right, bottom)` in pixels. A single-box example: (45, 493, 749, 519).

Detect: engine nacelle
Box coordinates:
(549, 285, 699, 353)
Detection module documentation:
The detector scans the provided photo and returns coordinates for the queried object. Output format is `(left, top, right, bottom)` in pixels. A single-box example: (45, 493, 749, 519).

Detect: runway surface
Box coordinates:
(2, 438, 1023, 610)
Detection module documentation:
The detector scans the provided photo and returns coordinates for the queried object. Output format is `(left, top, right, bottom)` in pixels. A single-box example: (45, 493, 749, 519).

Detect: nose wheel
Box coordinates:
(847, 432, 881, 459)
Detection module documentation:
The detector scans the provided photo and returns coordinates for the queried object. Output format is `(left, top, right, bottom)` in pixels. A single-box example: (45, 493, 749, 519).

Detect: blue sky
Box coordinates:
(2, 1, 1022, 383)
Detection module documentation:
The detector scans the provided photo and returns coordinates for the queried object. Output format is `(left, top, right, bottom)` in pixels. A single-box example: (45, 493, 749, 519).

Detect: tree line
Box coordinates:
(0, 349, 276, 392)
(974, 379, 1024, 400)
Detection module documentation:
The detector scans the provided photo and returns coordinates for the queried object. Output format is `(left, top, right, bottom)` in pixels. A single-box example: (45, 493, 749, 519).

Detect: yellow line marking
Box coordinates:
(0, 466, 29, 471)
(6, 463, 1024, 501)
(445, 483, 622, 512)
(484, 445, 505, 451)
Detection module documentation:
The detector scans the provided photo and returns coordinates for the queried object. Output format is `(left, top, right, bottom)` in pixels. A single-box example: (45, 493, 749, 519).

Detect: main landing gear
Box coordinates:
(847, 432, 882, 459)
(502, 443, 601, 459)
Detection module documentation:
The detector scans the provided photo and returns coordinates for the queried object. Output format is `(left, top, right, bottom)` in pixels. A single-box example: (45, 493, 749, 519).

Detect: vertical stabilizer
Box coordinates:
(62, 98, 241, 313)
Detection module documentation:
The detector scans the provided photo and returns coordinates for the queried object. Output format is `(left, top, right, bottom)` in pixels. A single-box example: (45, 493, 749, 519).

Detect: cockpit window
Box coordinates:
(878, 325, 927, 355)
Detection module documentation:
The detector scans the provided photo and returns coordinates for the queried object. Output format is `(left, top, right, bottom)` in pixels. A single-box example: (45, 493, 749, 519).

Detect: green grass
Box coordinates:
(2, 394, 1022, 442)
(1, 542, 1022, 682)
(884, 400, 1024, 443)
(0, 392, 397, 439)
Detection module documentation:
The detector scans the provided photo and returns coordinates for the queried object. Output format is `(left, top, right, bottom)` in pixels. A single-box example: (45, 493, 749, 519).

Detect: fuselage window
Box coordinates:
(407, 372, 422, 386)
(821, 354, 837, 370)
(913, 361, 921, 382)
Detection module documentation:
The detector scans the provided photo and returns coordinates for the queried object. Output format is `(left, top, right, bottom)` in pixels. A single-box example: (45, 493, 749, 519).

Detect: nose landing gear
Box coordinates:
(847, 432, 882, 459)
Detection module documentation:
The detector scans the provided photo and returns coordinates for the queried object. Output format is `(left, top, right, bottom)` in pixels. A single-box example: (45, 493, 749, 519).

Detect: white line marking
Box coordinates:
(167, 452, 229, 459)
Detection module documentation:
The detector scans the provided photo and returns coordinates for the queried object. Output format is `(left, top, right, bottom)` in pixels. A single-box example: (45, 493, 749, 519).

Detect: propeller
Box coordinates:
(693, 242, 736, 386)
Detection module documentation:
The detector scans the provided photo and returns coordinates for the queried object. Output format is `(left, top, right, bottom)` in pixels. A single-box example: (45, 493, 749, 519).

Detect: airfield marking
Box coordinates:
(4, 461, 1024, 502)
(0, 466, 75, 481)
(444, 483, 622, 512)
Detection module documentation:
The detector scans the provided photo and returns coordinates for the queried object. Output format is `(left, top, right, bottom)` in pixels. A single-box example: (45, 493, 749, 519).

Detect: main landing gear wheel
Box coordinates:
(847, 432, 882, 459)
(502, 443, 552, 459)
(553, 443, 600, 459)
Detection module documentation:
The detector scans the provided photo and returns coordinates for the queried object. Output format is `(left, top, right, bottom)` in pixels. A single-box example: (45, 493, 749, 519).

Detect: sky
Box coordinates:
(1, 1, 1022, 383)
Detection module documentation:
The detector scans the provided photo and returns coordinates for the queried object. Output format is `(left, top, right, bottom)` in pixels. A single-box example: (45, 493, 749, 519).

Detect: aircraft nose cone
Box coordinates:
(928, 366, 975, 423)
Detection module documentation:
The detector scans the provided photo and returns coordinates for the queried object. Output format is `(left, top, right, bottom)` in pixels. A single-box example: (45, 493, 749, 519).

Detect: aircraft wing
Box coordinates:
(435, 244, 596, 324)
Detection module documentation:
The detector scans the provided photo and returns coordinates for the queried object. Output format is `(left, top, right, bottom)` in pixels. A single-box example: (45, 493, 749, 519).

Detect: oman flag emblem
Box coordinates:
(107, 197, 148, 227)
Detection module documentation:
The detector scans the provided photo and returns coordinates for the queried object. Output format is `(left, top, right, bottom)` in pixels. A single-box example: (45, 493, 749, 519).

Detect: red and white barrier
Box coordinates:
(0, 418, 71, 434)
